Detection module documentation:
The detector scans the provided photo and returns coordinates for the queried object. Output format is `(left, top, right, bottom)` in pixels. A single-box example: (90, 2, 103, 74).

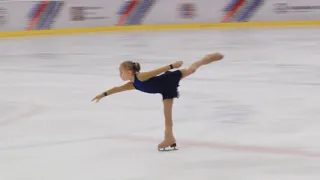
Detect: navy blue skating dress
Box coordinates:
(133, 70, 183, 100)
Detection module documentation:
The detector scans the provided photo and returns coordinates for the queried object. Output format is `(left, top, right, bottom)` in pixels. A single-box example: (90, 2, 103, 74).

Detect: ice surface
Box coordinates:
(1, 28, 320, 180)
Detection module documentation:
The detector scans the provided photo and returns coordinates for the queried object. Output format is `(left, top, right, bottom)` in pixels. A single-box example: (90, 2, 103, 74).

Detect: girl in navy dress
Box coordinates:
(92, 52, 224, 150)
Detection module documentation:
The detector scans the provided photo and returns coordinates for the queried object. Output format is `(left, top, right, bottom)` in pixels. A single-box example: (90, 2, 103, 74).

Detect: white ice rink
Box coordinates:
(1, 28, 320, 180)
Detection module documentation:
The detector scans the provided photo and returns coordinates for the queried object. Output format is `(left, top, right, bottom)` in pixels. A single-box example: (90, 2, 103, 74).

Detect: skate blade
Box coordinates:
(158, 143, 178, 152)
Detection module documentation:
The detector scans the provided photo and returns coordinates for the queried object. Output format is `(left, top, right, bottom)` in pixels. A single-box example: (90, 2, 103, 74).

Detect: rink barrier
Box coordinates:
(1, 21, 320, 38)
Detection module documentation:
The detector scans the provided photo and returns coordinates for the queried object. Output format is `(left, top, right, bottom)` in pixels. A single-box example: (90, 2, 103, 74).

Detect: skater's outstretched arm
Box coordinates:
(137, 61, 183, 81)
(92, 82, 135, 103)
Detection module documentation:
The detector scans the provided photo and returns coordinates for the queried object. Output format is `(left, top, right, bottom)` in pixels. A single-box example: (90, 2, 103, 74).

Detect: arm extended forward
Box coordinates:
(92, 82, 135, 103)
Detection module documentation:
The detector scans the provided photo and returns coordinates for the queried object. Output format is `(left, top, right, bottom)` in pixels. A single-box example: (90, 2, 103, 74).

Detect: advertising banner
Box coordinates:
(251, 0, 320, 22)
(219, 0, 320, 22)
(117, 0, 227, 25)
(26, 1, 65, 30)
(1, 0, 320, 33)
(26, 0, 123, 30)
(56, 0, 123, 29)
(220, 0, 265, 23)
(0, 1, 65, 32)
(0, 6, 8, 28)
(0, 0, 124, 32)
(117, 0, 320, 24)
(0, 2, 15, 32)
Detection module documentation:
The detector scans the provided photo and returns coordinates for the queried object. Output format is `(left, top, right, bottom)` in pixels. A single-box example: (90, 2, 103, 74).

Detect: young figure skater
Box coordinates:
(92, 53, 224, 150)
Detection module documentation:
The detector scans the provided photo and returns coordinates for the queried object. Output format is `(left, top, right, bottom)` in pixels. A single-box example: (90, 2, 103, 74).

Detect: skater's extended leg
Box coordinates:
(181, 52, 224, 79)
(158, 99, 176, 149)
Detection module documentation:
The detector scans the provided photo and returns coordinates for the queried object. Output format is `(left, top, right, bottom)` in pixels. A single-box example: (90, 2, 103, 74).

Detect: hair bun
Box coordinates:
(133, 62, 141, 72)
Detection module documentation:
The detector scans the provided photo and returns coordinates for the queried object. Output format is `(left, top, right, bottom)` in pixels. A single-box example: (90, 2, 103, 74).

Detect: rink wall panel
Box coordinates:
(0, 0, 320, 37)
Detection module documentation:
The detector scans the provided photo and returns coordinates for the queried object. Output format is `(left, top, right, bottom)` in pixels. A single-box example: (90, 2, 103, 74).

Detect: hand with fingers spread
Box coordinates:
(92, 93, 105, 103)
(172, 61, 183, 69)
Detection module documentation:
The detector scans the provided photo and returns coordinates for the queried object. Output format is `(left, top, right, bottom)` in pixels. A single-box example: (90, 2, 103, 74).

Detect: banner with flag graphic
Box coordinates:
(116, 0, 157, 26)
(222, 0, 265, 22)
(0, 0, 320, 33)
(27, 1, 64, 30)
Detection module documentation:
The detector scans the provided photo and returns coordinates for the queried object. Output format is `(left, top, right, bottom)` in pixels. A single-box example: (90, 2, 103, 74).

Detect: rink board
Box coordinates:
(0, 0, 320, 37)
(1, 21, 320, 38)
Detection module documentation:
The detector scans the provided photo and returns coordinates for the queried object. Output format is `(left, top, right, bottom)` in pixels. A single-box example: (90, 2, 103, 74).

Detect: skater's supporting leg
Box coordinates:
(181, 52, 224, 79)
(158, 99, 176, 149)
(163, 99, 174, 137)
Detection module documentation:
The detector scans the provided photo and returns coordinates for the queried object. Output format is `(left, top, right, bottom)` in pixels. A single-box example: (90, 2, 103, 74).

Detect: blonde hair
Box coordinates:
(121, 61, 141, 73)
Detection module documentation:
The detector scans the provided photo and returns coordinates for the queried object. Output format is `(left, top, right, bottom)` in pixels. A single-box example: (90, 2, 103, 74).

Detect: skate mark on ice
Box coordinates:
(0, 134, 320, 158)
(0, 104, 44, 126)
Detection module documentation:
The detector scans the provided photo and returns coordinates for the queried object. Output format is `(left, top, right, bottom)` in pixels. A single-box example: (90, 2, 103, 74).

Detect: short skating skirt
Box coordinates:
(160, 70, 183, 100)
